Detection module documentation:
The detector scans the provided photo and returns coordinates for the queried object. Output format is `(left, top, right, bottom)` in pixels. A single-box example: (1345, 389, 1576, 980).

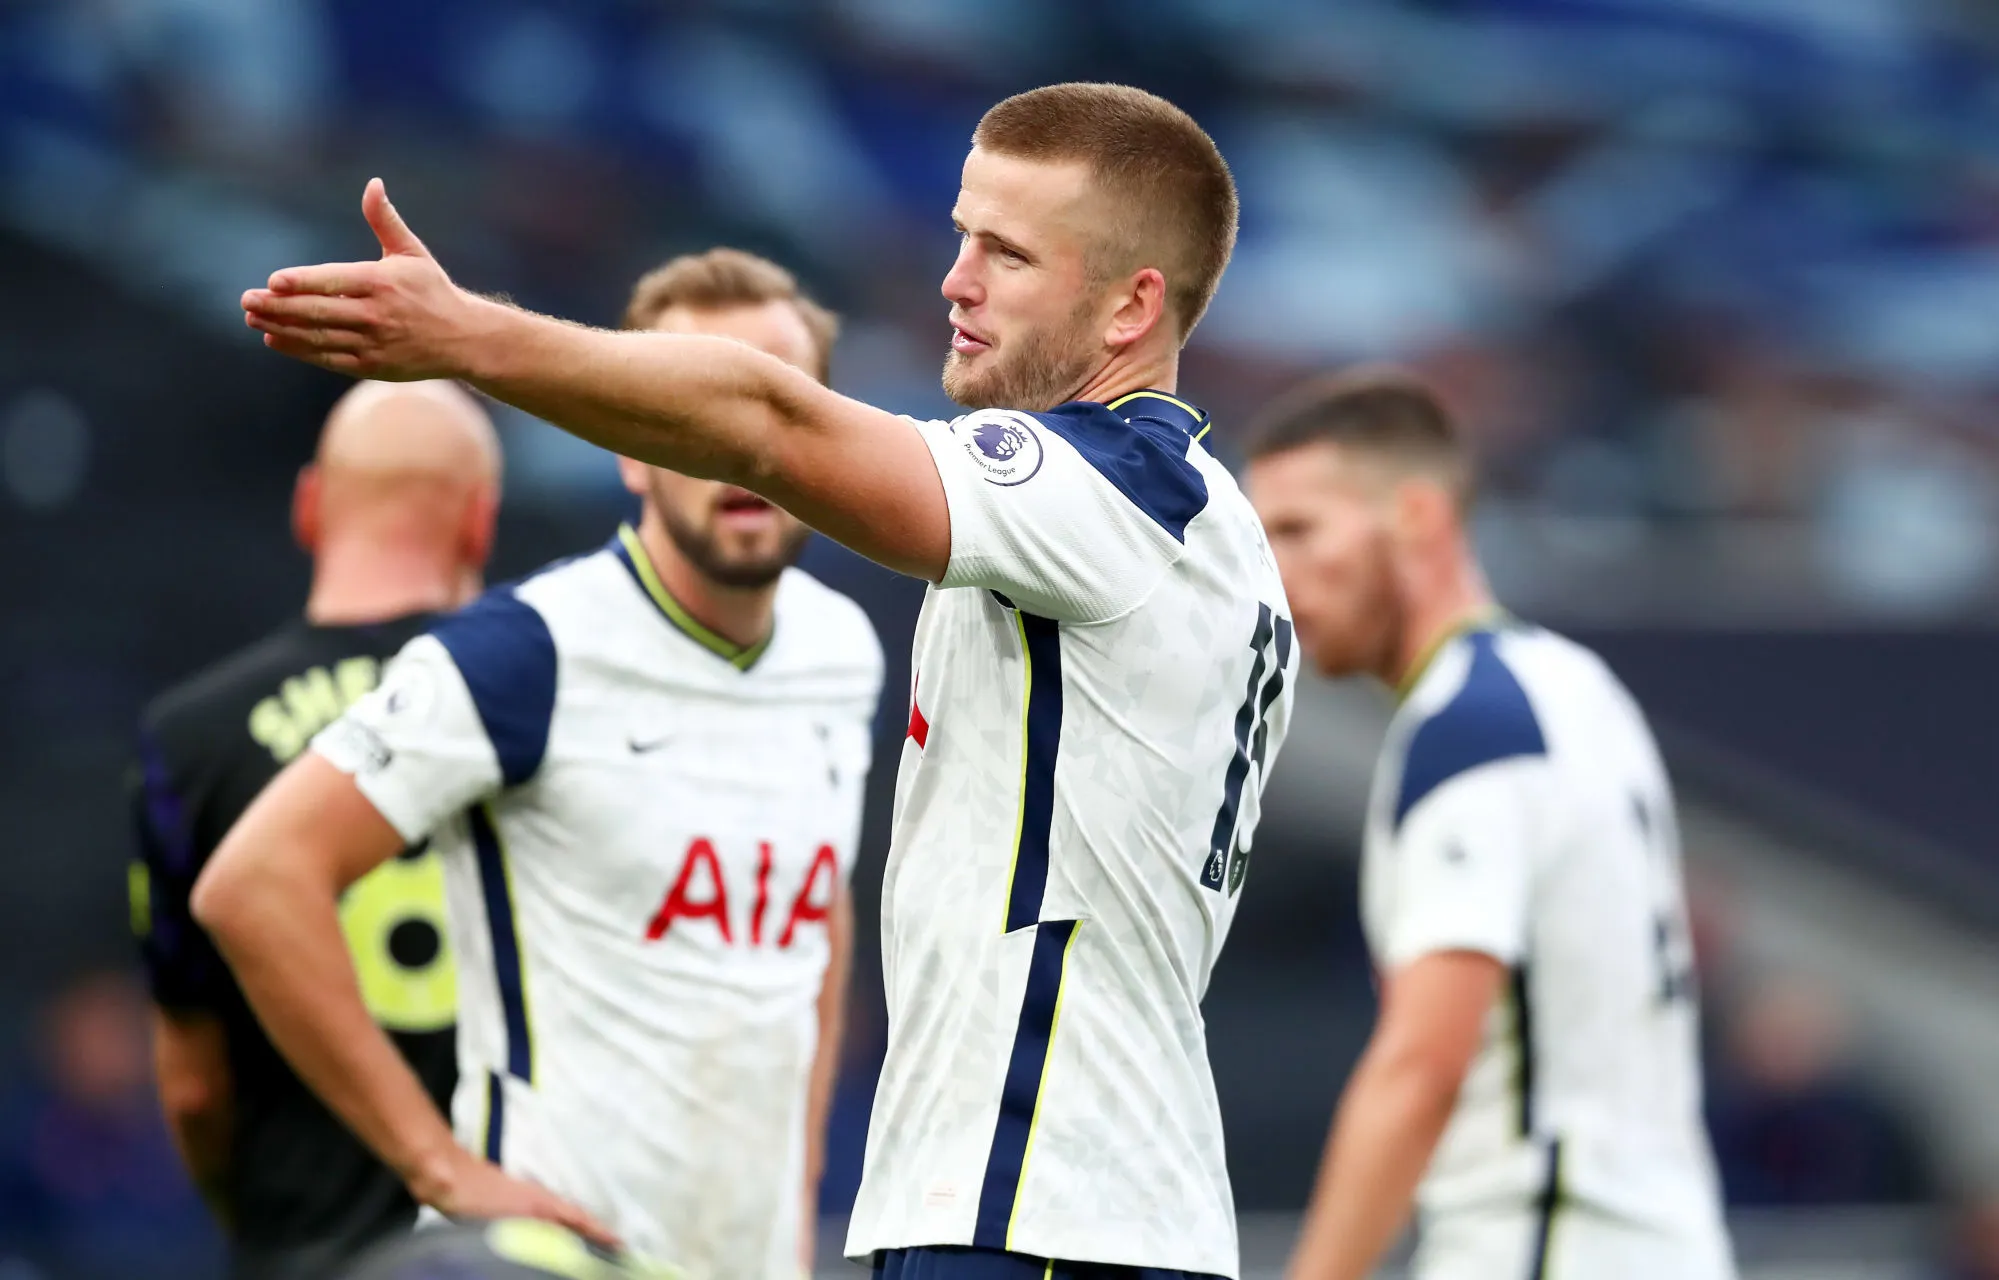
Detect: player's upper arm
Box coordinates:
(751, 375, 951, 582)
(912, 405, 1205, 622)
(1372, 949, 1508, 1094)
(195, 752, 410, 930)
(314, 590, 558, 840)
(1380, 754, 1547, 971)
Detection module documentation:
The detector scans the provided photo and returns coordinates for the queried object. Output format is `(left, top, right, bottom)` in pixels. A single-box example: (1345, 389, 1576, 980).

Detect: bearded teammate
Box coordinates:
(237, 82, 1296, 1280)
(1241, 371, 1734, 1280)
(134, 380, 499, 1279)
(197, 251, 883, 1276)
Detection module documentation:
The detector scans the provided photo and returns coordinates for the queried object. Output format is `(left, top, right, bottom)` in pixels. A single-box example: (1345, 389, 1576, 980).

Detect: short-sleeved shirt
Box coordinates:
(315, 529, 883, 1279)
(845, 392, 1298, 1278)
(133, 614, 457, 1280)
(1362, 622, 1729, 1245)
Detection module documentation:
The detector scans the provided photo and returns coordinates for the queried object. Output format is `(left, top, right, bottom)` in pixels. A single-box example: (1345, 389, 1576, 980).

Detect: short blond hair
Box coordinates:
(621, 248, 839, 382)
(973, 83, 1238, 342)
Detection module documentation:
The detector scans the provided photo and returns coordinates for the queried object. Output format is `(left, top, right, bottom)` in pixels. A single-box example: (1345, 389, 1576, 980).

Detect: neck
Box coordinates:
(304, 541, 477, 626)
(636, 509, 778, 650)
(1071, 343, 1179, 407)
(1384, 553, 1498, 695)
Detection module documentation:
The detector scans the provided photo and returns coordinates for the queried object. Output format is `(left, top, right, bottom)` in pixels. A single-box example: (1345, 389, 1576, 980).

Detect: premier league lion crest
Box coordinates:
(957, 413, 1045, 486)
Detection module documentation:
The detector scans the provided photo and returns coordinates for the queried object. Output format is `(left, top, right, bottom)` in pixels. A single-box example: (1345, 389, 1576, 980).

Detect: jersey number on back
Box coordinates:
(1633, 794, 1696, 1007)
(1203, 603, 1293, 897)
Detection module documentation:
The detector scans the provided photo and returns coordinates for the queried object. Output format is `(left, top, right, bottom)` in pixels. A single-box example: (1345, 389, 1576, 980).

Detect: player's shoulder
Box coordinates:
(1392, 624, 1553, 828)
(1489, 624, 1633, 718)
(1493, 624, 1655, 762)
(936, 398, 1213, 542)
(142, 623, 299, 741)
(772, 566, 884, 674)
(438, 539, 656, 662)
(143, 617, 419, 750)
(405, 579, 569, 790)
(503, 540, 626, 628)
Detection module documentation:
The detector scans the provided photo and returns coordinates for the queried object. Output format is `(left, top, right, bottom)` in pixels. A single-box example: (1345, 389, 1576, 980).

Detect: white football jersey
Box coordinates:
(845, 392, 1298, 1277)
(314, 527, 884, 1280)
(1362, 622, 1732, 1274)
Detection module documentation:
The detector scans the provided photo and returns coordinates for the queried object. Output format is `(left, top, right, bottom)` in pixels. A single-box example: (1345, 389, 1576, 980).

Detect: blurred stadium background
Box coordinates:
(3, 0, 1998, 1276)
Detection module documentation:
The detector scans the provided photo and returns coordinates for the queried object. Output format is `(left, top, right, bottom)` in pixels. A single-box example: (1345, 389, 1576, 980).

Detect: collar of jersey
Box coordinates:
(611, 523, 773, 672)
(1105, 389, 1212, 443)
(1396, 605, 1511, 703)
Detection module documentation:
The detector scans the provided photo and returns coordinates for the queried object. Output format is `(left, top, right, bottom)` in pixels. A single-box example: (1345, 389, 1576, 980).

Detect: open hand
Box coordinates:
(413, 1144, 622, 1253)
(242, 179, 485, 381)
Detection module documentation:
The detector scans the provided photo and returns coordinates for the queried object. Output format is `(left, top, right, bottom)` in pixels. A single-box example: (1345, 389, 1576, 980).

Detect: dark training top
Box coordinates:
(132, 615, 457, 1280)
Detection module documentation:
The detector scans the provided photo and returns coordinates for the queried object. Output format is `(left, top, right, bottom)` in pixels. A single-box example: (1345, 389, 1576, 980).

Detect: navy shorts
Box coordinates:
(873, 1245, 1229, 1280)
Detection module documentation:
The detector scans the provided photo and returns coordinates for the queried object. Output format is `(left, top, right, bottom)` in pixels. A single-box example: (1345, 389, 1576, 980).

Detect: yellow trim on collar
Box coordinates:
(1108, 389, 1212, 442)
(1396, 606, 1509, 702)
(1108, 388, 1200, 417)
(617, 524, 772, 671)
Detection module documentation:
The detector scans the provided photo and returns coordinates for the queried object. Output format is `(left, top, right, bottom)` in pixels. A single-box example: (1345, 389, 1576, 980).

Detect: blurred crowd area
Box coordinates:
(4, 0, 1999, 1276)
(3, 0, 1999, 618)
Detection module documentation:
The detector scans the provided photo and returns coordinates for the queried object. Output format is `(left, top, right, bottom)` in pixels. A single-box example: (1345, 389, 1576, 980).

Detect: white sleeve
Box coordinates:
(1377, 759, 1542, 970)
(312, 592, 559, 843)
(914, 407, 1206, 623)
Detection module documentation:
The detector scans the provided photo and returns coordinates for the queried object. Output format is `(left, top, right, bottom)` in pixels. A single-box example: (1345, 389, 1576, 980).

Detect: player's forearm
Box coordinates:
(194, 831, 459, 1195)
(1286, 1045, 1460, 1280)
(804, 893, 854, 1196)
(456, 295, 797, 487)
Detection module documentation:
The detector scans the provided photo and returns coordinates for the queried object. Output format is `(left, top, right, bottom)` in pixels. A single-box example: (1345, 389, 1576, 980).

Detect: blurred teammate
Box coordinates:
(239, 82, 1295, 1280)
(1241, 371, 1734, 1280)
(198, 250, 883, 1278)
(133, 380, 499, 1279)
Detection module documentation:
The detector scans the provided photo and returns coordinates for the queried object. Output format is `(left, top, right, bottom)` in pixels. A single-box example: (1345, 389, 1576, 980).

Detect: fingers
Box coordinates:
(244, 312, 371, 352)
(260, 333, 365, 374)
(550, 1199, 622, 1253)
(243, 290, 374, 329)
(265, 263, 379, 297)
(364, 177, 430, 259)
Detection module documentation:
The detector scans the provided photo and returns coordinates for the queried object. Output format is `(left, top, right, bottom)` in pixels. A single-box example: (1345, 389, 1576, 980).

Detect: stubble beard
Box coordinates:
(1315, 541, 1407, 682)
(657, 501, 811, 591)
(942, 305, 1100, 412)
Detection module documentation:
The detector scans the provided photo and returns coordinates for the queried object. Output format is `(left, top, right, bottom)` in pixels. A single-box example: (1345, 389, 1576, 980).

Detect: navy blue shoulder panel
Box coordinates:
(428, 589, 558, 788)
(1393, 632, 1546, 830)
(1032, 401, 1210, 542)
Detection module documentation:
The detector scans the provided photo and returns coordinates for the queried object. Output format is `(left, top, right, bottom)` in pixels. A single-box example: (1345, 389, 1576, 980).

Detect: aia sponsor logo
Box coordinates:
(644, 838, 838, 947)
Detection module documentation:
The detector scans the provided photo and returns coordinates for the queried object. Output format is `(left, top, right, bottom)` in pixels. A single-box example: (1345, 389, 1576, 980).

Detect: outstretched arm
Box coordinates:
(243, 181, 948, 581)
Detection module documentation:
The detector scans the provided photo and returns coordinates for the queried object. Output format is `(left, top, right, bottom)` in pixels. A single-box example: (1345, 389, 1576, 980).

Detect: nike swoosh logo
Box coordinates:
(628, 736, 673, 755)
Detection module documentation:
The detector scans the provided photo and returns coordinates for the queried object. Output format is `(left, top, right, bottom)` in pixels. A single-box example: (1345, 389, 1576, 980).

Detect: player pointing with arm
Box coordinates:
(243, 83, 1296, 1280)
(1241, 371, 1734, 1280)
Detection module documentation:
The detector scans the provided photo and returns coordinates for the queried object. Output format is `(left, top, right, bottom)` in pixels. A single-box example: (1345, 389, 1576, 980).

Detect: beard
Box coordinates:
(656, 500, 812, 590)
(1306, 536, 1406, 681)
(942, 302, 1101, 411)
